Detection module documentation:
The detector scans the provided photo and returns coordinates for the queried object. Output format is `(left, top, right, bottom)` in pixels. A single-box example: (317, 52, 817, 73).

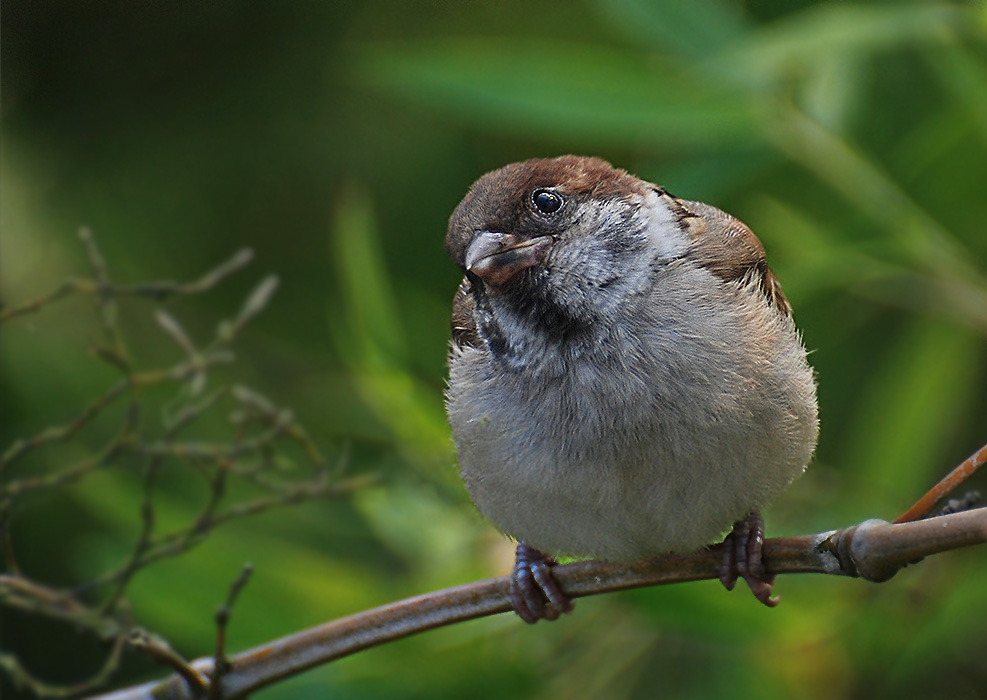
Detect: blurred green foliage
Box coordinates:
(2, 1, 986, 699)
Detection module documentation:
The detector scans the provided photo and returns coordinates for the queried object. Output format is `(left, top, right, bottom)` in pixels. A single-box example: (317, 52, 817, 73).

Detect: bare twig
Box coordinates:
(70, 473, 370, 599)
(87, 508, 987, 700)
(1, 576, 119, 638)
(1, 233, 356, 699)
(0, 380, 131, 475)
(0, 578, 132, 698)
(0, 244, 254, 323)
(156, 310, 202, 364)
(99, 450, 165, 616)
(1, 408, 140, 497)
(895, 441, 987, 523)
(0, 631, 128, 699)
(127, 631, 207, 696)
(79, 228, 126, 359)
(211, 564, 254, 699)
(217, 276, 279, 344)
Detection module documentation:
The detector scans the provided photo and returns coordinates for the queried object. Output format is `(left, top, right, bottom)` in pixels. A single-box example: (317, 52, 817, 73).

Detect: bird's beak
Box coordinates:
(464, 231, 553, 286)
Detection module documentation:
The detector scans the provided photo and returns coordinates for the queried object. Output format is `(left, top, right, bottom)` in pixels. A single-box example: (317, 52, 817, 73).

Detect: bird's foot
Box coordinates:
(933, 490, 981, 517)
(510, 542, 574, 624)
(720, 511, 779, 607)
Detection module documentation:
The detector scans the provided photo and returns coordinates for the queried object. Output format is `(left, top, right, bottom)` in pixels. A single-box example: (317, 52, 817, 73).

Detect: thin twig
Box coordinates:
(1, 233, 359, 700)
(1, 411, 140, 498)
(117, 248, 255, 300)
(0, 358, 237, 497)
(895, 442, 987, 523)
(0, 278, 92, 322)
(79, 228, 134, 371)
(71, 474, 370, 597)
(127, 631, 207, 696)
(216, 276, 279, 344)
(211, 564, 254, 700)
(99, 451, 165, 617)
(0, 380, 131, 475)
(0, 631, 128, 699)
(0, 578, 132, 698)
(0, 248, 254, 323)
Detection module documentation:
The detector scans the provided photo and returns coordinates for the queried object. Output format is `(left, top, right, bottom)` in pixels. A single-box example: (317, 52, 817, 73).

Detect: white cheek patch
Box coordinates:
(590, 198, 631, 236)
(637, 189, 689, 260)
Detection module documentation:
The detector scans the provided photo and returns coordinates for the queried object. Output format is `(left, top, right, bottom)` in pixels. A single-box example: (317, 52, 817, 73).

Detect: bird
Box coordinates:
(444, 155, 818, 623)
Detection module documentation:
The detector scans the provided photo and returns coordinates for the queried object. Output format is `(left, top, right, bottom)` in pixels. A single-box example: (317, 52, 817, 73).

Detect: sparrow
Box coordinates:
(445, 156, 818, 623)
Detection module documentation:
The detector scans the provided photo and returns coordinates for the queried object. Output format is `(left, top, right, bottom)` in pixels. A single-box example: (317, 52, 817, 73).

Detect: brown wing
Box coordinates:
(676, 197, 791, 317)
(450, 277, 481, 349)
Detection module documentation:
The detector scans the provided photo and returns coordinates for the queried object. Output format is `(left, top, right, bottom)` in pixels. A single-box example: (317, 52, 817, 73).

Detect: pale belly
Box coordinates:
(446, 318, 818, 561)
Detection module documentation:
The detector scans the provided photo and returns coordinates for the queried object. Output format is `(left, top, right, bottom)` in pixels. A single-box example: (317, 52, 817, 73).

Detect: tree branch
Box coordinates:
(89, 507, 987, 700)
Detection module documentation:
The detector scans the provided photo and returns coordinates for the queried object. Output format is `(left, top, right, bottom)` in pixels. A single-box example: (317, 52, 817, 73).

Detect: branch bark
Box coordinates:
(89, 508, 987, 700)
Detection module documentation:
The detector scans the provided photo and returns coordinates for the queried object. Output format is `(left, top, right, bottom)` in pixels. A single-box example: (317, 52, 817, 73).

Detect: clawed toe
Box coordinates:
(720, 512, 779, 607)
(511, 543, 574, 624)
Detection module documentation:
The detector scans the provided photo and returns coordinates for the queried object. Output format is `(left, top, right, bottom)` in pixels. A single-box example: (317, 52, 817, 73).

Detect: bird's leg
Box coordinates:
(720, 511, 779, 607)
(510, 542, 574, 624)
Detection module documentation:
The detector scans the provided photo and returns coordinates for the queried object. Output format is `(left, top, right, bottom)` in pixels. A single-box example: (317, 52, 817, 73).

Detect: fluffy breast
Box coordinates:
(446, 264, 818, 560)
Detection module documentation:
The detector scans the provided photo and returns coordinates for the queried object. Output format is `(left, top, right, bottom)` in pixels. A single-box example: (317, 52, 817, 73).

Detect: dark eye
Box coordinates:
(532, 188, 564, 215)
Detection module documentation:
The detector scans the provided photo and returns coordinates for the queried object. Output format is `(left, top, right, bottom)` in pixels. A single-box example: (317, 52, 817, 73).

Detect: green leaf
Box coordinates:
(326, 186, 454, 468)
(841, 317, 985, 513)
(923, 39, 987, 145)
(714, 3, 968, 85)
(356, 39, 762, 147)
(329, 183, 407, 370)
(590, 0, 749, 57)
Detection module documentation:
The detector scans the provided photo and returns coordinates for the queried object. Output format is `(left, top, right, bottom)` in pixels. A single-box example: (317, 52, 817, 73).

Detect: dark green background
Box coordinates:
(3, 1, 986, 698)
